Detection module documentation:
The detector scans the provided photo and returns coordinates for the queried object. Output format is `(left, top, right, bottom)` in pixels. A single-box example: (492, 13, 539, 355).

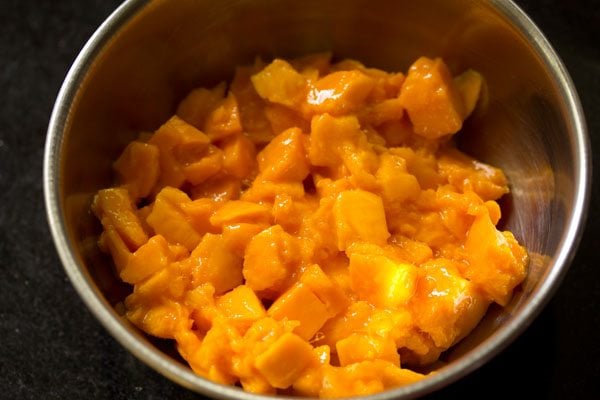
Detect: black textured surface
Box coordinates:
(0, 0, 598, 398)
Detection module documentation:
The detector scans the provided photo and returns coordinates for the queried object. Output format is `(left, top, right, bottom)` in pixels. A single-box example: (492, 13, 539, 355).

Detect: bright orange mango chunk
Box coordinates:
(255, 332, 315, 389)
(306, 70, 375, 115)
(268, 283, 330, 340)
(333, 189, 390, 250)
(257, 127, 310, 182)
(399, 57, 465, 139)
(113, 141, 159, 200)
(251, 59, 307, 109)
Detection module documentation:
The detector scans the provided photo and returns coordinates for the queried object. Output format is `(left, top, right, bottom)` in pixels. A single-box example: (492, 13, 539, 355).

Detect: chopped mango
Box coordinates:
(255, 332, 315, 389)
(399, 57, 465, 138)
(93, 53, 527, 398)
(257, 127, 310, 182)
(333, 189, 390, 250)
(268, 283, 330, 340)
(113, 141, 159, 200)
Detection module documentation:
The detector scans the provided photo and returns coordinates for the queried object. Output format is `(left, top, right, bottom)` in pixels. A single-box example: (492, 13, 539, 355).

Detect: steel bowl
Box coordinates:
(44, 0, 590, 398)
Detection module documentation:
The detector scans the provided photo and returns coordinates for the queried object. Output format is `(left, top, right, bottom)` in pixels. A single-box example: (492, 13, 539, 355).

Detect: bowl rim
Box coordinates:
(43, 0, 591, 398)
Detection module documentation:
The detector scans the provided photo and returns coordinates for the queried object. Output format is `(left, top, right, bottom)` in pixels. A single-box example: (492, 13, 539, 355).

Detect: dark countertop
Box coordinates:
(1, 0, 598, 398)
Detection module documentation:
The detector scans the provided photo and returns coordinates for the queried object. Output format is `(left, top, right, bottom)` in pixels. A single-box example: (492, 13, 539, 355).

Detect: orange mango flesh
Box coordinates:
(92, 53, 528, 398)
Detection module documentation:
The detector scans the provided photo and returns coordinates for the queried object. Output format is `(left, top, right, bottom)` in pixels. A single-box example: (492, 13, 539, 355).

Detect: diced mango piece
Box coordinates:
(194, 322, 241, 384)
(264, 104, 310, 135)
(454, 69, 484, 118)
(176, 82, 226, 130)
(438, 147, 508, 201)
(268, 283, 330, 340)
(411, 258, 489, 349)
(255, 332, 315, 389)
(149, 115, 211, 188)
(308, 113, 362, 167)
(179, 197, 219, 235)
(251, 59, 307, 109)
(363, 98, 404, 126)
(146, 187, 201, 251)
(221, 134, 257, 179)
(216, 285, 266, 328)
(182, 145, 223, 185)
(399, 57, 465, 138)
(257, 127, 310, 182)
(204, 93, 243, 141)
(348, 244, 418, 308)
(243, 225, 300, 294)
(222, 223, 269, 257)
(463, 209, 528, 305)
(376, 153, 421, 204)
(333, 190, 390, 250)
(92, 188, 148, 250)
(190, 175, 241, 202)
(127, 301, 189, 339)
(306, 70, 375, 115)
(98, 226, 131, 273)
(336, 333, 399, 366)
(209, 200, 271, 227)
(113, 141, 159, 200)
(300, 264, 349, 318)
(189, 233, 244, 295)
(120, 235, 172, 284)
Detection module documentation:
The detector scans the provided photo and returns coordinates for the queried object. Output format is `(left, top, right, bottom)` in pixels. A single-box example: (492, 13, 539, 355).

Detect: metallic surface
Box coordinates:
(44, 0, 590, 398)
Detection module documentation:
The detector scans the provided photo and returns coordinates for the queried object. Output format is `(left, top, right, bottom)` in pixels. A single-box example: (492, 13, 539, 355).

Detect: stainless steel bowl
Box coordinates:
(44, 0, 590, 398)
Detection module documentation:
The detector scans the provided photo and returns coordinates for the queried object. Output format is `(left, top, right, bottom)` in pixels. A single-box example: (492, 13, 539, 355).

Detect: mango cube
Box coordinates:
(333, 189, 390, 250)
(257, 127, 310, 182)
(176, 82, 226, 130)
(348, 247, 418, 308)
(113, 141, 159, 200)
(254, 332, 315, 389)
(189, 233, 244, 295)
(216, 285, 266, 328)
(306, 70, 375, 115)
(121, 234, 172, 284)
(398, 57, 465, 139)
(251, 59, 307, 109)
(209, 200, 271, 227)
(268, 283, 330, 340)
(336, 333, 399, 366)
(308, 113, 362, 167)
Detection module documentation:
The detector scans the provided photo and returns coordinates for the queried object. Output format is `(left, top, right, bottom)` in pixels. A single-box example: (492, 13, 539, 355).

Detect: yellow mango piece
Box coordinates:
(204, 93, 243, 141)
(243, 225, 301, 294)
(179, 197, 219, 235)
(230, 65, 273, 145)
(127, 301, 190, 339)
(333, 189, 390, 250)
(221, 134, 257, 179)
(254, 332, 315, 389)
(216, 285, 266, 329)
(176, 82, 226, 130)
(290, 52, 332, 77)
(268, 283, 330, 340)
(242, 181, 305, 202)
(411, 258, 490, 349)
(363, 98, 404, 126)
(182, 145, 223, 185)
(113, 141, 159, 200)
(264, 103, 310, 135)
(336, 333, 399, 366)
(320, 360, 423, 398)
(92, 188, 148, 250)
(348, 244, 418, 308)
(120, 235, 172, 284)
(300, 264, 349, 318)
(292, 345, 331, 397)
(209, 200, 271, 227)
(190, 175, 241, 202)
(306, 70, 375, 115)
(463, 209, 528, 305)
(308, 113, 362, 167)
(98, 226, 131, 273)
(190, 233, 244, 295)
(222, 223, 269, 257)
(257, 127, 310, 182)
(194, 322, 241, 385)
(438, 147, 508, 201)
(454, 69, 484, 118)
(376, 153, 421, 204)
(399, 57, 466, 139)
(146, 187, 201, 251)
(149, 115, 211, 188)
(185, 283, 218, 333)
(390, 147, 443, 190)
(251, 59, 307, 109)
